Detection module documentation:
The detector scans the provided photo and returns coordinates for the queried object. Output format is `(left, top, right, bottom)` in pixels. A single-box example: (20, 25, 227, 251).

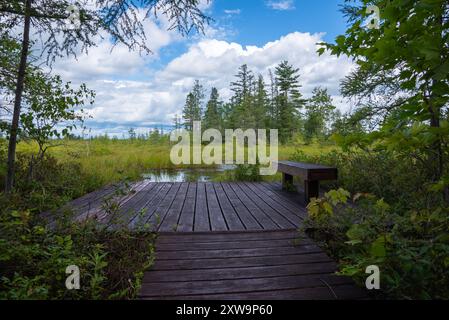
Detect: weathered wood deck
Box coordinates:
(140, 230, 366, 300)
(54, 181, 366, 300)
(61, 180, 309, 232)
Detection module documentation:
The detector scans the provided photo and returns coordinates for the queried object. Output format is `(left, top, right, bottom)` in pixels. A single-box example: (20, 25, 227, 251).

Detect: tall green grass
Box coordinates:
(15, 138, 337, 186)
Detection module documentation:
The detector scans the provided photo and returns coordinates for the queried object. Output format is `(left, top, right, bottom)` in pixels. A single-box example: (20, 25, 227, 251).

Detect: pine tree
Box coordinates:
(275, 60, 304, 143)
(203, 87, 222, 132)
(230, 64, 256, 129)
(267, 69, 279, 129)
(254, 75, 269, 130)
(182, 93, 196, 131)
(173, 114, 182, 130)
(303, 87, 336, 142)
(182, 80, 204, 131)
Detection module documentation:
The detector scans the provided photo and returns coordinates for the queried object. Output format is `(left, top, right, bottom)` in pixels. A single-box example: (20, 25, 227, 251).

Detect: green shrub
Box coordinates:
(0, 152, 156, 300)
(290, 149, 435, 210)
(233, 163, 262, 182)
(0, 209, 156, 300)
(303, 188, 449, 299)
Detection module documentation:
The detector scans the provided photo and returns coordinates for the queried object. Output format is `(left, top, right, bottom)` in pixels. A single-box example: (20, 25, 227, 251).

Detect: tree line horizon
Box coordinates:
(175, 61, 344, 145)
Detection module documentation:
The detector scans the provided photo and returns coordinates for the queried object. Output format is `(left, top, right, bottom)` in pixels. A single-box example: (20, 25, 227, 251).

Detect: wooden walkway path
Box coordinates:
(52, 181, 366, 299)
(58, 181, 309, 232)
(140, 230, 366, 300)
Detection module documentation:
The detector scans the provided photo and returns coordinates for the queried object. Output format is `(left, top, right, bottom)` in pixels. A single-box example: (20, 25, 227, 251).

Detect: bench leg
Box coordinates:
(304, 180, 319, 203)
(282, 173, 294, 190)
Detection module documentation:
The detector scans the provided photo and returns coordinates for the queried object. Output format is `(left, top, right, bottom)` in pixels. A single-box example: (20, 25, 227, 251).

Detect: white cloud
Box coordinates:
(224, 9, 241, 15)
(57, 32, 355, 134)
(158, 32, 354, 102)
(50, 14, 179, 82)
(266, 0, 296, 11)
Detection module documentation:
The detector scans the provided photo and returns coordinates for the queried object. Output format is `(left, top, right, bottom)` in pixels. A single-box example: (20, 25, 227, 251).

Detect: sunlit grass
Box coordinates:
(15, 138, 338, 186)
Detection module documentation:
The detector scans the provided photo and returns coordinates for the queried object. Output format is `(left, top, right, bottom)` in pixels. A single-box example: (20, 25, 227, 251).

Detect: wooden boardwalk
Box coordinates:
(140, 230, 366, 300)
(54, 181, 366, 299)
(60, 181, 309, 232)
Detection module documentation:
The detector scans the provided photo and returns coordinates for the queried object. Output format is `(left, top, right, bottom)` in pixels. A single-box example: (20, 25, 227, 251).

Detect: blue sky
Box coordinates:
(51, 0, 355, 137)
(207, 0, 347, 45)
(156, 0, 348, 68)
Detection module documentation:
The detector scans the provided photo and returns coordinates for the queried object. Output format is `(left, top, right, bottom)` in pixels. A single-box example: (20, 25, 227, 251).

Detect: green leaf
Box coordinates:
(346, 224, 364, 241)
(370, 236, 387, 258)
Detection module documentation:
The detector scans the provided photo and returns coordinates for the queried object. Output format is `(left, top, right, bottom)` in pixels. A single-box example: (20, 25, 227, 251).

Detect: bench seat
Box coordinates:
(276, 161, 338, 203)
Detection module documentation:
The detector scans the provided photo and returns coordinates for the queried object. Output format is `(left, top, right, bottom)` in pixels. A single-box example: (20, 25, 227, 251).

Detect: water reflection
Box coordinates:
(142, 165, 236, 182)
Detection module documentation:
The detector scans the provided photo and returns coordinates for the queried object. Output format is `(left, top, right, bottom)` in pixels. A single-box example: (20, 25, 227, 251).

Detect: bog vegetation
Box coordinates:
(1, 0, 449, 300)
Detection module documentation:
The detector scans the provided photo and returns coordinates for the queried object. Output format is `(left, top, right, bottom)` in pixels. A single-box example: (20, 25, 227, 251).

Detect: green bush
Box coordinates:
(0, 208, 156, 300)
(0, 152, 156, 300)
(303, 188, 449, 299)
(290, 149, 434, 210)
(0, 152, 101, 213)
(233, 163, 262, 182)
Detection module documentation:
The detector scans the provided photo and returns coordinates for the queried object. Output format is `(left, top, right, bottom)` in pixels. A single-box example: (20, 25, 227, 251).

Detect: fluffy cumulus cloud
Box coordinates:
(58, 31, 355, 135)
(158, 32, 354, 106)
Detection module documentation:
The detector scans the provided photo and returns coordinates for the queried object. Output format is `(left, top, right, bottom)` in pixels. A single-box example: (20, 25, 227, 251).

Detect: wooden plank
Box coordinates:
(151, 252, 332, 271)
(229, 183, 278, 230)
(131, 183, 172, 229)
(256, 182, 308, 218)
(213, 183, 245, 231)
(158, 183, 189, 232)
(194, 183, 210, 231)
(117, 182, 157, 216)
(177, 183, 196, 232)
(147, 183, 181, 229)
(156, 238, 313, 251)
(236, 183, 295, 229)
(276, 161, 338, 181)
(205, 182, 228, 231)
(74, 180, 146, 222)
(262, 181, 309, 207)
(104, 181, 156, 229)
(139, 273, 353, 297)
(221, 182, 261, 230)
(156, 244, 322, 260)
(127, 182, 167, 228)
(157, 230, 301, 244)
(245, 182, 303, 227)
(143, 284, 366, 300)
(143, 261, 337, 283)
(139, 228, 366, 300)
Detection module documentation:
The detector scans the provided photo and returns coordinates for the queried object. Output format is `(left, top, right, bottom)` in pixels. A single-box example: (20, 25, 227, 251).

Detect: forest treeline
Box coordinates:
(177, 61, 347, 144)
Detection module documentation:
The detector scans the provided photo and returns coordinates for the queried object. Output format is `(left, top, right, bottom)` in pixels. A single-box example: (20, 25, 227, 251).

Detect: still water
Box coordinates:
(142, 165, 236, 182)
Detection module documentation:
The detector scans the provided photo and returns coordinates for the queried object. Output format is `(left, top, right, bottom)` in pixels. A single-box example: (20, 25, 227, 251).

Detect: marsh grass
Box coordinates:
(15, 138, 336, 186)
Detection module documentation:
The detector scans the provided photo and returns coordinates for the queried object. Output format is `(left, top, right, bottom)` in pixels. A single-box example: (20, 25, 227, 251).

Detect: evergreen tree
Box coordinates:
(267, 69, 279, 129)
(229, 64, 256, 129)
(303, 87, 336, 142)
(182, 80, 204, 131)
(173, 114, 182, 130)
(203, 87, 222, 132)
(274, 61, 304, 143)
(254, 75, 269, 130)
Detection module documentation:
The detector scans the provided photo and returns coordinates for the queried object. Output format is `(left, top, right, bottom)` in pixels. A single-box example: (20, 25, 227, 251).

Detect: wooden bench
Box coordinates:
(276, 161, 338, 203)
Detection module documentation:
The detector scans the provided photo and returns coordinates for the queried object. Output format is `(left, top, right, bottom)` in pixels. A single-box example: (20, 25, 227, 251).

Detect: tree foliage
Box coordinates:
(321, 0, 449, 194)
